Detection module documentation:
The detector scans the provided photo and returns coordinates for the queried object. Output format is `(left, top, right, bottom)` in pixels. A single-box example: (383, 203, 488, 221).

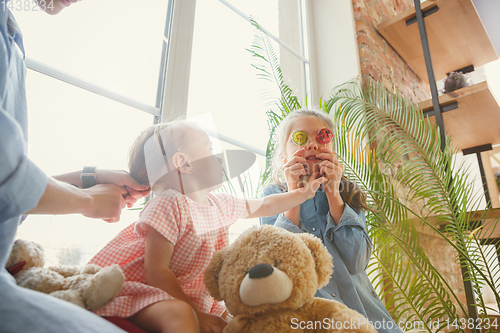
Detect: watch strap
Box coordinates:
(83, 166, 96, 174)
(81, 166, 96, 189)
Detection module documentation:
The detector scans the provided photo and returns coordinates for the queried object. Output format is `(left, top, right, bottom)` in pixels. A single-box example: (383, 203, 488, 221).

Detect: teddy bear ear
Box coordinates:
(204, 247, 228, 301)
(296, 233, 333, 288)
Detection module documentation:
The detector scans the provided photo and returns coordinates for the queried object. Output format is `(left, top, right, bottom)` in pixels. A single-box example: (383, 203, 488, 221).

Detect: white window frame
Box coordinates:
(25, 0, 313, 158)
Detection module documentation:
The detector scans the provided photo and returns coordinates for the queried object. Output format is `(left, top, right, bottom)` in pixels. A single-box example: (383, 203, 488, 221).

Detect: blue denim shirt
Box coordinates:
(260, 184, 403, 333)
(0, 7, 125, 332)
(0, 6, 47, 266)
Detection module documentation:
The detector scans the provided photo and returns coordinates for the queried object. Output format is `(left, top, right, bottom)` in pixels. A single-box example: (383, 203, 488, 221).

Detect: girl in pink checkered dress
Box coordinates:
(89, 120, 327, 333)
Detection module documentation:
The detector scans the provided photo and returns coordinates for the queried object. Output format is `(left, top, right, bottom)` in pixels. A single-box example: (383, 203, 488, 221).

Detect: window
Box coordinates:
(14, 0, 311, 265)
(186, 0, 310, 240)
(14, 0, 168, 265)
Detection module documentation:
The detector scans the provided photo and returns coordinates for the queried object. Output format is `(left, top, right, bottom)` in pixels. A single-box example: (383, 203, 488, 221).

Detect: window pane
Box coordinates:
(187, 0, 285, 155)
(14, 0, 168, 105)
(16, 71, 154, 266)
(187, 0, 307, 215)
(222, 0, 308, 102)
(224, 0, 279, 36)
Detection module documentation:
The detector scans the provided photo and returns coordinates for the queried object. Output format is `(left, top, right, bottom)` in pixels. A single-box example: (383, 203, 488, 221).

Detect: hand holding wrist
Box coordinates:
(79, 184, 128, 222)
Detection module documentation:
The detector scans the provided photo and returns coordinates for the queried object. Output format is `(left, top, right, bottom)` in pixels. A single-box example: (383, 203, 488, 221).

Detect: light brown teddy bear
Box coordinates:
(6, 239, 125, 312)
(204, 225, 378, 333)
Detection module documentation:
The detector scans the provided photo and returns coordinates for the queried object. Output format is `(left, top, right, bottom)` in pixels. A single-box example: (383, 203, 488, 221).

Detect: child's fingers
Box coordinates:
(285, 163, 306, 176)
(307, 172, 327, 186)
(320, 164, 335, 176)
(291, 147, 305, 157)
(283, 155, 306, 168)
(318, 147, 343, 164)
(316, 152, 335, 163)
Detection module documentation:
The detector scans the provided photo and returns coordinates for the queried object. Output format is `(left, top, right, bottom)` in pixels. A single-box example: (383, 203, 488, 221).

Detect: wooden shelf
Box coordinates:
(377, 0, 498, 81)
(417, 81, 500, 150)
(409, 207, 500, 240)
(472, 208, 500, 240)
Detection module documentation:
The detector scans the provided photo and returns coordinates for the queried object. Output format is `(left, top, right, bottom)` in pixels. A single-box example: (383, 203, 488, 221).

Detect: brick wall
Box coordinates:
(352, 0, 468, 329)
(353, 0, 429, 103)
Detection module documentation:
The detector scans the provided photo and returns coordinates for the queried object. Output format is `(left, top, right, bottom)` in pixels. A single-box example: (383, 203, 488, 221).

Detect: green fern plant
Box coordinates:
(249, 22, 500, 333)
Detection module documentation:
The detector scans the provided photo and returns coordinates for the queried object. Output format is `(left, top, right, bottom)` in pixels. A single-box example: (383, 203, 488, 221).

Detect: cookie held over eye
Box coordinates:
(317, 128, 333, 144)
(292, 130, 308, 146)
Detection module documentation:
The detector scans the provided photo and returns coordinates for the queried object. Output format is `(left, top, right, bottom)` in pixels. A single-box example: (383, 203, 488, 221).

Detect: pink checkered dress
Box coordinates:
(88, 189, 246, 318)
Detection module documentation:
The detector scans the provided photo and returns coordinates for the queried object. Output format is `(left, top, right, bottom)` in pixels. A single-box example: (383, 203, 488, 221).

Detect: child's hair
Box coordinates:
(129, 120, 191, 188)
(271, 109, 370, 211)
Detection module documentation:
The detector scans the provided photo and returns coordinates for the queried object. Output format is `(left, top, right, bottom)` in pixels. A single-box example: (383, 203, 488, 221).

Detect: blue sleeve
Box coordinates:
(0, 12, 47, 223)
(0, 107, 47, 222)
(259, 185, 307, 234)
(325, 204, 372, 274)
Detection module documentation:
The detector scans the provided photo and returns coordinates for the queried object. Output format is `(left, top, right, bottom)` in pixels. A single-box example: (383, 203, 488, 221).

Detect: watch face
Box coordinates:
(81, 174, 96, 188)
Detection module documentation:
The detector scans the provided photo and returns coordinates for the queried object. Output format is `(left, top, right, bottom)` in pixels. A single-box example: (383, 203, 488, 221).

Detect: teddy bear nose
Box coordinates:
(248, 263, 274, 279)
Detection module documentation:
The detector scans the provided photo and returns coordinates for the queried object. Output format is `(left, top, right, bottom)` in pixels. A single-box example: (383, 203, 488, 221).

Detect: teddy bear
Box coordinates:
(204, 225, 378, 333)
(6, 239, 125, 312)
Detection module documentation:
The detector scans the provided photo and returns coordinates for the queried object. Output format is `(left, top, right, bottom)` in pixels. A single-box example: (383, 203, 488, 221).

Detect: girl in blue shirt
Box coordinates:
(260, 109, 403, 333)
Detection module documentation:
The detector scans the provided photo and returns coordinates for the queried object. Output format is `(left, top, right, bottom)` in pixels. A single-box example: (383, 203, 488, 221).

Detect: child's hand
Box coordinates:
(297, 172, 327, 199)
(315, 147, 344, 195)
(198, 312, 227, 333)
(282, 148, 306, 190)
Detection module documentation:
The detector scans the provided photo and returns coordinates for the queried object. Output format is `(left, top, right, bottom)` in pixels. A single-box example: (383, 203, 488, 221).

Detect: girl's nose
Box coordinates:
(305, 140, 318, 150)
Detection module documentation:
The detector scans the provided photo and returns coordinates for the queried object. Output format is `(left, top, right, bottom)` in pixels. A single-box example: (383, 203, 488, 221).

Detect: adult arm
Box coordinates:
(53, 169, 150, 206)
(0, 118, 132, 222)
(0, 111, 129, 222)
(26, 177, 128, 221)
(0, 10, 47, 222)
(0, 109, 47, 222)
(325, 206, 373, 275)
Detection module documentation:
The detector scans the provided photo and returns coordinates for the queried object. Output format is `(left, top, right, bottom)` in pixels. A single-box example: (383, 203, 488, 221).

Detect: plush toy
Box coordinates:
(6, 239, 125, 312)
(205, 225, 378, 333)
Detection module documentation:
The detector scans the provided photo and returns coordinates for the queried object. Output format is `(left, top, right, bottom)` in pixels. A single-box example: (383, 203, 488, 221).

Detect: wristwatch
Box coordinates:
(81, 166, 97, 189)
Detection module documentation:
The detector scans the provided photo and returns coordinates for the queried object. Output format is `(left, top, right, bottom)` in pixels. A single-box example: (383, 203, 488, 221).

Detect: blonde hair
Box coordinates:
(128, 120, 192, 188)
(271, 109, 369, 211)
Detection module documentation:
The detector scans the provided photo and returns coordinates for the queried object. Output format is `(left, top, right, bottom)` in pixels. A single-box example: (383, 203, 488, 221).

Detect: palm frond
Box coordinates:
(328, 78, 499, 332)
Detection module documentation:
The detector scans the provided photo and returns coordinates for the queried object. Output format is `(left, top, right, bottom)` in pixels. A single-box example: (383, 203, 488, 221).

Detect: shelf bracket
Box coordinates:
(463, 144, 493, 209)
(406, 5, 439, 26)
(448, 64, 475, 75)
(423, 101, 458, 117)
